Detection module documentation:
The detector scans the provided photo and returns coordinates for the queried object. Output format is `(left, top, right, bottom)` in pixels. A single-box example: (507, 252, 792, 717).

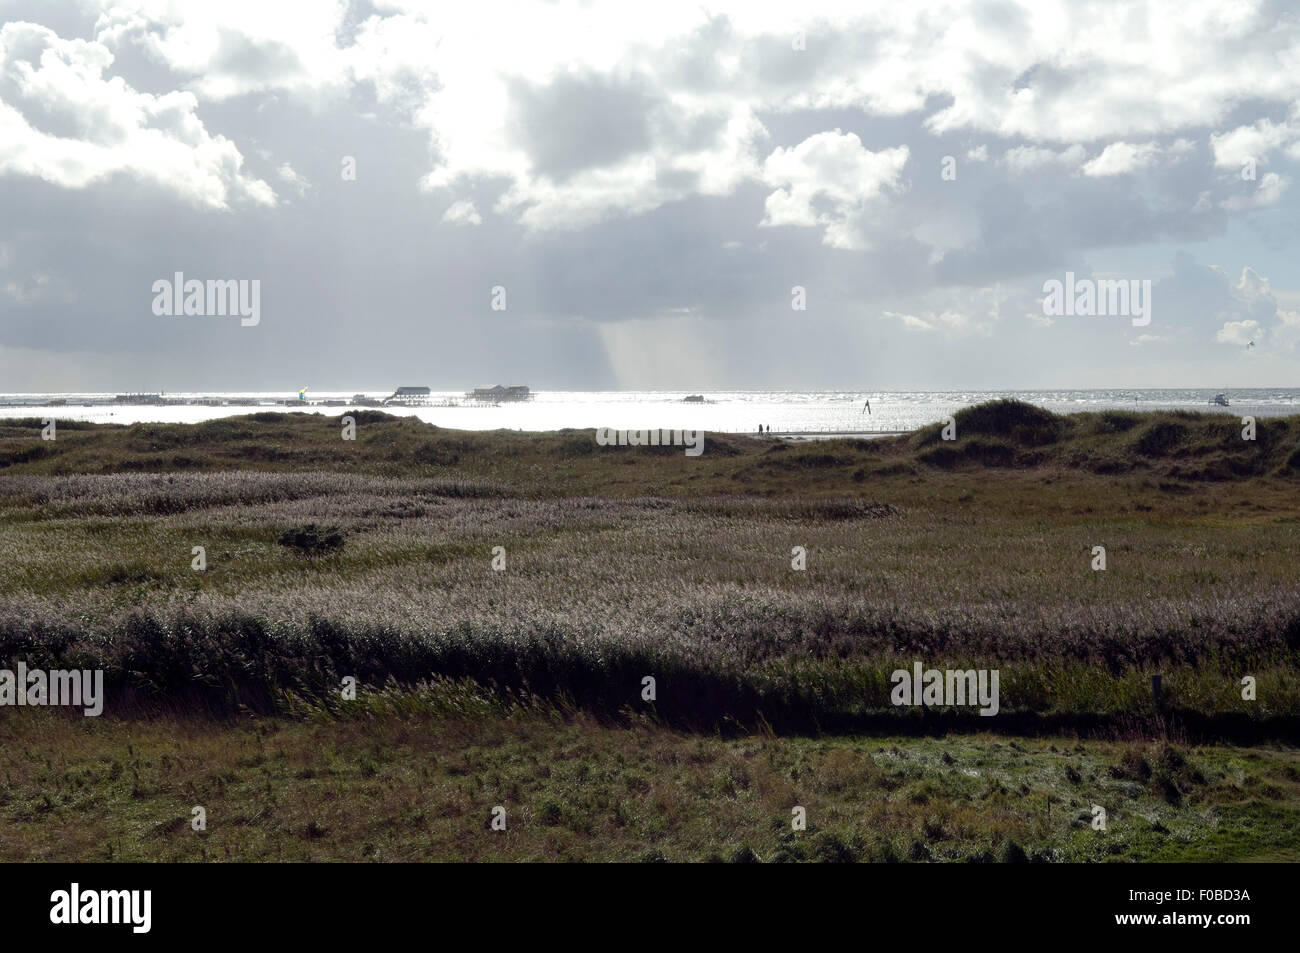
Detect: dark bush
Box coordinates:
(999, 840, 1030, 863)
(347, 410, 397, 425)
(1109, 749, 1152, 782)
(953, 399, 1063, 446)
(919, 437, 1016, 468)
(810, 831, 859, 863)
(278, 523, 346, 555)
(1096, 411, 1141, 434)
(1135, 422, 1188, 457)
(0, 445, 48, 468)
(413, 442, 460, 466)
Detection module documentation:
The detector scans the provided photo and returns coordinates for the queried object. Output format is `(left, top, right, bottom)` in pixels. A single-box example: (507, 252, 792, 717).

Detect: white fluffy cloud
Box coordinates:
(884, 308, 975, 333)
(882, 285, 1010, 337)
(1002, 144, 1086, 173)
(1082, 141, 1161, 177)
(276, 162, 309, 197)
(1210, 116, 1300, 169)
(1216, 319, 1261, 346)
(1274, 309, 1300, 350)
(760, 131, 908, 248)
(1204, 267, 1299, 350)
(441, 199, 481, 226)
(0, 20, 274, 208)
(93, 0, 352, 100)
(1221, 171, 1288, 210)
(3, 1, 1300, 232)
(35, 0, 1296, 230)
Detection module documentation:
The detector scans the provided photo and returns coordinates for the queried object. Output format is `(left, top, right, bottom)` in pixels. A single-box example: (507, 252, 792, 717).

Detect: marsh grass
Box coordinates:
(0, 402, 1297, 734)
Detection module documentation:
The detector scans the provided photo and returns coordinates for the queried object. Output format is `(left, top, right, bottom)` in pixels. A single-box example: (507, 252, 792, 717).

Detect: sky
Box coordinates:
(1, 0, 1299, 392)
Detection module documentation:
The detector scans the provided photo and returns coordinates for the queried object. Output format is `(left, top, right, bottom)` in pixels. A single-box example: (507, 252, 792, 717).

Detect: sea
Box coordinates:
(1, 389, 1297, 435)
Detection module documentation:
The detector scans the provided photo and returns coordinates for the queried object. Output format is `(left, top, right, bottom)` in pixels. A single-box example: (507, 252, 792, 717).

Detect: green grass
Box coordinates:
(0, 684, 1295, 862)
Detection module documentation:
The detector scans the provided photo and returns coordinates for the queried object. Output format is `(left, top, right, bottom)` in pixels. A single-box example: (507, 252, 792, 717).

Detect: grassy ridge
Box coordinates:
(0, 401, 1297, 735)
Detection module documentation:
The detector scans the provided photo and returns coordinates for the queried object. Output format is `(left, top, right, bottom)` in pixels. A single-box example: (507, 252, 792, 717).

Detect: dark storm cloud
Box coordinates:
(506, 70, 657, 182)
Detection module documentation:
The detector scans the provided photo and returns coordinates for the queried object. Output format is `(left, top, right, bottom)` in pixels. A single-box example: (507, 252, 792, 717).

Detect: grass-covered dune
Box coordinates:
(0, 400, 1297, 736)
(906, 399, 1300, 480)
(4, 398, 1299, 488)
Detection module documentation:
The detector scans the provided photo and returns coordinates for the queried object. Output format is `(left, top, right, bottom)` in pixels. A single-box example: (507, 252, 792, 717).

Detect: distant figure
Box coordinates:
(863, 399, 871, 415)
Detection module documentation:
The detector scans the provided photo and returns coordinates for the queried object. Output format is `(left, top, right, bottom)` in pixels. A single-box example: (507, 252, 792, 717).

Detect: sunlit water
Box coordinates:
(1, 390, 1297, 434)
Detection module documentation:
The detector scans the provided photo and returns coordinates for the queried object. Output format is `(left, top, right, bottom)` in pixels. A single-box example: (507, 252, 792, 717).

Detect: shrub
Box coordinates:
(810, 831, 859, 863)
(414, 443, 460, 466)
(347, 411, 397, 425)
(1135, 422, 1187, 457)
(536, 799, 564, 826)
(919, 438, 1015, 468)
(953, 400, 1063, 446)
(999, 839, 1030, 863)
(1095, 411, 1141, 434)
(1109, 749, 1152, 782)
(277, 523, 346, 556)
